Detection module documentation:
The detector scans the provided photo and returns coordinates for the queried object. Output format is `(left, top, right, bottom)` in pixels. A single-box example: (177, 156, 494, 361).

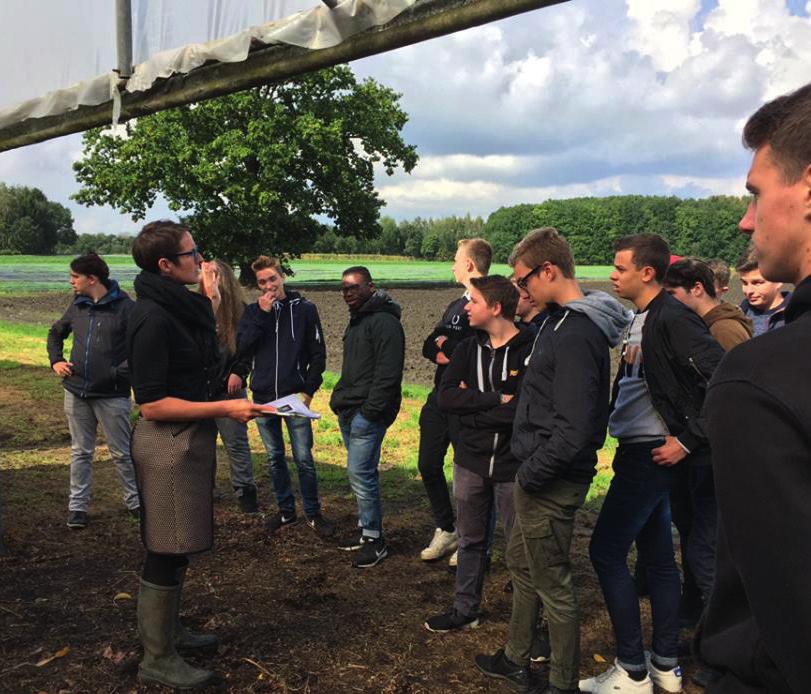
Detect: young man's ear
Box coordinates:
(641, 266, 658, 284)
(491, 301, 503, 318)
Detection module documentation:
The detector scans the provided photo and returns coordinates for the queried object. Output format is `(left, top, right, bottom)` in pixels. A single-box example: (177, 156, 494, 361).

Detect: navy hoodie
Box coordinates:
(233, 290, 326, 403)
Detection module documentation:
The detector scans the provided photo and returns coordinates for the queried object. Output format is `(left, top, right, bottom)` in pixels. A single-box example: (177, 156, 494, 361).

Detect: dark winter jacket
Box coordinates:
(437, 327, 534, 482)
(702, 302, 753, 352)
(611, 289, 725, 455)
(329, 290, 405, 427)
(697, 276, 811, 694)
(513, 291, 632, 492)
(46, 280, 134, 399)
(422, 294, 474, 388)
(233, 291, 326, 403)
(740, 290, 791, 335)
(517, 309, 549, 335)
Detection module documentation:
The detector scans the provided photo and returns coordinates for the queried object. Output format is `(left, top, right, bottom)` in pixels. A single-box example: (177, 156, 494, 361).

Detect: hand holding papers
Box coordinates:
(262, 394, 321, 419)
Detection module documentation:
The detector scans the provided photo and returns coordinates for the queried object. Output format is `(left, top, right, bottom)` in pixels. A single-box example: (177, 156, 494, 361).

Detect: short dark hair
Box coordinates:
(458, 238, 492, 275)
(743, 82, 811, 182)
(508, 227, 575, 279)
(613, 233, 670, 283)
(342, 265, 373, 284)
(132, 220, 188, 273)
(706, 258, 731, 288)
(736, 245, 759, 273)
(70, 252, 109, 282)
(664, 258, 717, 299)
(470, 275, 518, 320)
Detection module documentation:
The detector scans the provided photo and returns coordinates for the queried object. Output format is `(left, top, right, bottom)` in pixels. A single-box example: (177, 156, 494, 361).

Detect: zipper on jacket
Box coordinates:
(82, 310, 96, 397)
(274, 305, 281, 400)
(687, 356, 709, 385)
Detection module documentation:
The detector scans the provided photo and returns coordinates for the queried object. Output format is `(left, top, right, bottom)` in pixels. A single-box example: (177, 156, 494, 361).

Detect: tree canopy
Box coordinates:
(0, 184, 76, 255)
(72, 66, 418, 281)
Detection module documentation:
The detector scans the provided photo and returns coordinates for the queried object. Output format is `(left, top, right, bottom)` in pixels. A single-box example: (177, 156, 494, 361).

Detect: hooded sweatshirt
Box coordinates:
(437, 326, 535, 482)
(234, 290, 326, 403)
(702, 302, 753, 351)
(329, 290, 405, 427)
(740, 290, 791, 336)
(512, 291, 633, 492)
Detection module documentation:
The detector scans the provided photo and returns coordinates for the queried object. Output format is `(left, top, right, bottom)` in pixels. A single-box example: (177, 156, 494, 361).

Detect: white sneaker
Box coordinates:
(644, 651, 683, 693)
(420, 528, 458, 561)
(448, 548, 458, 567)
(579, 660, 653, 694)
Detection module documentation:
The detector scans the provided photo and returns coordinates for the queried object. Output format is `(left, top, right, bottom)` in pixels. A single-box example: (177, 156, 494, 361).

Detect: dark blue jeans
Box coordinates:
(256, 414, 320, 518)
(589, 440, 680, 667)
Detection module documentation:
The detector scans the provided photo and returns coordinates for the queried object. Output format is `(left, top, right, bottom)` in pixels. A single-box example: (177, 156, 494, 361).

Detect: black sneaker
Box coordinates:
(424, 609, 480, 633)
(66, 511, 88, 529)
(337, 529, 364, 551)
(236, 486, 259, 514)
(305, 514, 335, 538)
(530, 628, 551, 663)
(266, 511, 298, 532)
(353, 536, 388, 568)
(127, 507, 141, 520)
(474, 649, 532, 692)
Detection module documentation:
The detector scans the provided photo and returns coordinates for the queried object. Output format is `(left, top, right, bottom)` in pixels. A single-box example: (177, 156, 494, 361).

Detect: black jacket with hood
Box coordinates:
(513, 291, 632, 492)
(46, 279, 134, 399)
(233, 290, 326, 403)
(422, 294, 474, 388)
(329, 290, 405, 427)
(697, 276, 811, 694)
(437, 327, 535, 482)
(611, 289, 725, 455)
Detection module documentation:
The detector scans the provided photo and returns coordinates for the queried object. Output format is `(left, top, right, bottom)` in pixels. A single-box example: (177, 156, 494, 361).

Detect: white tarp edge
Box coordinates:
(0, 0, 415, 131)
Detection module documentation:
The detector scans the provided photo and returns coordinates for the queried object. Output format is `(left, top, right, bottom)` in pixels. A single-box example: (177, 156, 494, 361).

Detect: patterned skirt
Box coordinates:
(131, 417, 217, 555)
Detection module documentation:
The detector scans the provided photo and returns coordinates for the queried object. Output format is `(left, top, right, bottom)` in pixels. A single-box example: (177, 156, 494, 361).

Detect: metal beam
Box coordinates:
(116, 0, 134, 78)
(0, 0, 569, 152)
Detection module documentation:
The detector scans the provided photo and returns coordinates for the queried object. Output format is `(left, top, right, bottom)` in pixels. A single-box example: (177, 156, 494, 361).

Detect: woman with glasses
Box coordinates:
(127, 220, 272, 689)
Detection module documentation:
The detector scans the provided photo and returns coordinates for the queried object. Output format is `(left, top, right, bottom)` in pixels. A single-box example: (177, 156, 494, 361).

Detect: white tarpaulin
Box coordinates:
(0, 0, 415, 130)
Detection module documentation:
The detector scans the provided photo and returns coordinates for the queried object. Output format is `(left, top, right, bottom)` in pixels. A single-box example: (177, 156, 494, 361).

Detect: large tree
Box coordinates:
(72, 66, 417, 281)
(0, 183, 76, 254)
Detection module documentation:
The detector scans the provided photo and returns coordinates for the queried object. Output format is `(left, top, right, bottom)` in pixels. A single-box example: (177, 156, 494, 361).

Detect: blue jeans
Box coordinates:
(589, 441, 680, 667)
(214, 389, 256, 492)
(338, 411, 387, 539)
(256, 414, 320, 518)
(64, 390, 139, 512)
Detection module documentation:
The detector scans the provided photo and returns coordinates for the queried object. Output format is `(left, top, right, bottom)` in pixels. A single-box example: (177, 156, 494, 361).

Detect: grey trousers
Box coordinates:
(453, 464, 515, 616)
(64, 390, 139, 512)
(505, 479, 589, 690)
(214, 390, 256, 491)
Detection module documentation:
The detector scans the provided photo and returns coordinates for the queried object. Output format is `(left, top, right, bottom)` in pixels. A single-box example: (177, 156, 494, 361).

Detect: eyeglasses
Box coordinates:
(171, 246, 201, 259)
(515, 264, 542, 290)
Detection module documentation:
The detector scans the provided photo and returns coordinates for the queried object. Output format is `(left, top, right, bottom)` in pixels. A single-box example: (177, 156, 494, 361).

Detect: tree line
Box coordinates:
(0, 184, 76, 255)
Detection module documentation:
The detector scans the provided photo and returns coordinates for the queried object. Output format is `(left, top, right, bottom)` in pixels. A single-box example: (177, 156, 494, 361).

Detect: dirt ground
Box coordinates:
(0, 284, 724, 693)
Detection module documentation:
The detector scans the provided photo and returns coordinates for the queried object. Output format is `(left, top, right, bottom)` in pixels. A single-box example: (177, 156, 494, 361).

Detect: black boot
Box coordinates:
(137, 580, 214, 689)
(236, 485, 259, 514)
(474, 648, 533, 692)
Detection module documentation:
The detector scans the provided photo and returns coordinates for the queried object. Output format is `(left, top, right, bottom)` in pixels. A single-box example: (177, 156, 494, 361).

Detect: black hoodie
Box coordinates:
(697, 275, 811, 694)
(437, 327, 534, 482)
(329, 290, 405, 427)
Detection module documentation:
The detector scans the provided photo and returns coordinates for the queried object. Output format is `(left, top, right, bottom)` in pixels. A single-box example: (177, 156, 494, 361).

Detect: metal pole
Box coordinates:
(116, 0, 133, 78)
(0, 0, 569, 152)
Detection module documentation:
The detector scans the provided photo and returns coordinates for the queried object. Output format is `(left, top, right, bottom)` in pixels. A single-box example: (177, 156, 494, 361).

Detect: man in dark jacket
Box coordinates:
(47, 253, 139, 528)
(580, 234, 724, 694)
(230, 255, 332, 536)
(697, 81, 811, 694)
(424, 275, 533, 633)
(330, 266, 405, 568)
(475, 228, 631, 694)
(418, 238, 490, 564)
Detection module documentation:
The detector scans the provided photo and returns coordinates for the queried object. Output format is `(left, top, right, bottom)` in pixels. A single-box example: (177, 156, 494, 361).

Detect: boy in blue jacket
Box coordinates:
(230, 256, 332, 537)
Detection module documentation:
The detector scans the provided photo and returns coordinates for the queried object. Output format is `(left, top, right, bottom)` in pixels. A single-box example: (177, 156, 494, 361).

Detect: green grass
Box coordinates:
(0, 254, 614, 293)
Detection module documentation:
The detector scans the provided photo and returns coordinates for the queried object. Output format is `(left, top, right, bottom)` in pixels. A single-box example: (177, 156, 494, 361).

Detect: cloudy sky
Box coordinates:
(1, 0, 810, 235)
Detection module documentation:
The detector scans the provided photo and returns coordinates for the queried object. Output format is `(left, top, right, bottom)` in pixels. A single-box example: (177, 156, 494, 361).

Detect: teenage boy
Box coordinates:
(664, 258, 753, 351)
(424, 275, 533, 632)
(706, 258, 731, 298)
(514, 283, 548, 333)
(580, 234, 724, 694)
(737, 250, 791, 335)
(697, 81, 811, 694)
(475, 228, 631, 694)
(231, 256, 332, 537)
(330, 266, 405, 568)
(47, 253, 140, 528)
(418, 238, 491, 563)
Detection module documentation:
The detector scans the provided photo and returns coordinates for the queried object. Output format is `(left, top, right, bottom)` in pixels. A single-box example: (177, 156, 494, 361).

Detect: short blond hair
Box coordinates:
(251, 255, 283, 274)
(508, 228, 575, 279)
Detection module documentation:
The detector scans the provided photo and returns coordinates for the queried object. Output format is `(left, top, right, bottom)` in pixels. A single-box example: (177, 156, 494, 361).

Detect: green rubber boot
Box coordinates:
(137, 579, 215, 689)
(175, 568, 219, 651)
